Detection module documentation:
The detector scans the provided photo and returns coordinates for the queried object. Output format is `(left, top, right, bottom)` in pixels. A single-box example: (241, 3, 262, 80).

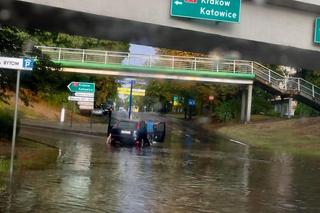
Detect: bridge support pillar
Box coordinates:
(240, 84, 252, 123)
(246, 84, 253, 123)
(241, 89, 247, 123)
(288, 97, 293, 119)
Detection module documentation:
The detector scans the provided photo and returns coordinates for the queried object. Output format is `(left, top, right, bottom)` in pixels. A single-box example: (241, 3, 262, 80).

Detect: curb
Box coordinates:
(21, 123, 107, 137)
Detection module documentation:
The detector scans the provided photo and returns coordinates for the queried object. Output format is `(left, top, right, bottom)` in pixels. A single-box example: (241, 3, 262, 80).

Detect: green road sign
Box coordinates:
(67, 82, 95, 93)
(315, 17, 320, 44)
(171, 0, 241, 23)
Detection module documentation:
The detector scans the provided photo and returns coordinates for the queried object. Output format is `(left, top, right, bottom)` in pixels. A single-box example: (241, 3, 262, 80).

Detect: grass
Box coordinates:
(211, 116, 320, 156)
(0, 138, 59, 173)
(0, 93, 91, 122)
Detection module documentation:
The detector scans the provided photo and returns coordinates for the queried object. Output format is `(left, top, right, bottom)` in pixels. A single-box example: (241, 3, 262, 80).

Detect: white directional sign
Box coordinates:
(74, 92, 94, 97)
(77, 101, 94, 106)
(79, 105, 94, 110)
(68, 96, 94, 102)
(0, 57, 34, 71)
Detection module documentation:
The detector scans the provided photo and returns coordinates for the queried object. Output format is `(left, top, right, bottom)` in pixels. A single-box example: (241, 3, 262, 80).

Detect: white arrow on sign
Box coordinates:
(175, 0, 183, 5)
(68, 96, 94, 102)
(79, 105, 94, 110)
(77, 101, 94, 106)
(74, 92, 94, 98)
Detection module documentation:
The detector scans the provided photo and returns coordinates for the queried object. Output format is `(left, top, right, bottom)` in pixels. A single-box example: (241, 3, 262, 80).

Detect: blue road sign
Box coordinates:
(188, 99, 196, 106)
(23, 58, 34, 70)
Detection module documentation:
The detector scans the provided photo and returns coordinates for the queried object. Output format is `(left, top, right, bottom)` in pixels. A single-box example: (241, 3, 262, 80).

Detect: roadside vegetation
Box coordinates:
(213, 116, 320, 156)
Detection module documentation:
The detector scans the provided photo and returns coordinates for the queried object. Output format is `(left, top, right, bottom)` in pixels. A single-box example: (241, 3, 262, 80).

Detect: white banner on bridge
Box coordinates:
(68, 96, 94, 102)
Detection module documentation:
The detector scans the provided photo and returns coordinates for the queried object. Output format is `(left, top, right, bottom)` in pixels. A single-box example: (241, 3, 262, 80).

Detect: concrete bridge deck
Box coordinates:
(1, 0, 320, 69)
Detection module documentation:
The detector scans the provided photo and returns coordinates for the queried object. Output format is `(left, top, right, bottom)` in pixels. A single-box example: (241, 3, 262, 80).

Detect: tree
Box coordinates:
(0, 25, 130, 106)
(297, 69, 320, 87)
(93, 76, 118, 106)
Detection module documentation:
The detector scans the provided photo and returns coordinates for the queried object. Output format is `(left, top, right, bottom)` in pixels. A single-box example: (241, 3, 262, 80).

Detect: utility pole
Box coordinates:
(128, 80, 133, 119)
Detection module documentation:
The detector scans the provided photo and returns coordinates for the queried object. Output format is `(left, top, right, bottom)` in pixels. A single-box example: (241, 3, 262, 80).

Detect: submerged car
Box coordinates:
(109, 119, 165, 147)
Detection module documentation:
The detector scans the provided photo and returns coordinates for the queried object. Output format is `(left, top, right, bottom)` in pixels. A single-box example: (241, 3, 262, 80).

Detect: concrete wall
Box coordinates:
(1, 0, 320, 69)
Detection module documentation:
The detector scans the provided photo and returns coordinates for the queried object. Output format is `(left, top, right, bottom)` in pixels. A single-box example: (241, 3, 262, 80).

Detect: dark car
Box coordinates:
(109, 120, 148, 147)
(109, 119, 166, 147)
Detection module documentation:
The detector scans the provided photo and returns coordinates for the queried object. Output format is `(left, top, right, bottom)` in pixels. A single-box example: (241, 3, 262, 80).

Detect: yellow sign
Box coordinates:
(117, 87, 146, 96)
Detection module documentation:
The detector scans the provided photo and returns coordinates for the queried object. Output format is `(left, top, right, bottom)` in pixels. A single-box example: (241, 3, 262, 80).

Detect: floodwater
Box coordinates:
(0, 118, 320, 213)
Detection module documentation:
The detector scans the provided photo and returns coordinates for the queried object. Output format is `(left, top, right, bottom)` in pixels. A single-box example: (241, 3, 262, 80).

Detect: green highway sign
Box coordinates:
(67, 82, 95, 93)
(171, 0, 241, 23)
(315, 17, 320, 44)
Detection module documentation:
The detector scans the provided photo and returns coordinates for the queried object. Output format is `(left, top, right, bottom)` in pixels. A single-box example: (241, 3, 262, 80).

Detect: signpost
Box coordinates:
(68, 96, 94, 102)
(79, 105, 94, 110)
(0, 56, 35, 179)
(116, 79, 146, 119)
(188, 99, 196, 106)
(74, 92, 94, 97)
(117, 87, 146, 96)
(67, 82, 95, 127)
(171, 0, 241, 23)
(77, 101, 94, 106)
(0, 57, 34, 71)
(67, 82, 95, 93)
(315, 17, 320, 44)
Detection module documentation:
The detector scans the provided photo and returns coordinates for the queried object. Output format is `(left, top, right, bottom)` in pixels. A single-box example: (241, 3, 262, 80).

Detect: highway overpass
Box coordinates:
(1, 0, 320, 69)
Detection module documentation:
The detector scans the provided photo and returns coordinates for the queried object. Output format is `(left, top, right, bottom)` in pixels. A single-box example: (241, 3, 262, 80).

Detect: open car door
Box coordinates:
(153, 122, 166, 143)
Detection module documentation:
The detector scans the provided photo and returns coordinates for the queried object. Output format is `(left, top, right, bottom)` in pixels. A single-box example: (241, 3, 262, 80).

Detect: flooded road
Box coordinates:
(1, 117, 320, 212)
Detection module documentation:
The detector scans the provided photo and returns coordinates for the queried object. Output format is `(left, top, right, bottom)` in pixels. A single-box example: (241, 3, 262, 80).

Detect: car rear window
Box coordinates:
(118, 121, 138, 129)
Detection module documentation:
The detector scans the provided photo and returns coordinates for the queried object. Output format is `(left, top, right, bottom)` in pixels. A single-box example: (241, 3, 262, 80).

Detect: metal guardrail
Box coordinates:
(36, 46, 320, 106)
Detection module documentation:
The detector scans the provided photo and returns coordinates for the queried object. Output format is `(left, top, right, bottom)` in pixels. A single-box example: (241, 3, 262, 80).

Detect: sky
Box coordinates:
(129, 44, 156, 56)
(121, 43, 156, 67)
(118, 44, 155, 90)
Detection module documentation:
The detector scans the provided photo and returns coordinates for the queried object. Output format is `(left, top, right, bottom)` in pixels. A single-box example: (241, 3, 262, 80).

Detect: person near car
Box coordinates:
(146, 120, 154, 142)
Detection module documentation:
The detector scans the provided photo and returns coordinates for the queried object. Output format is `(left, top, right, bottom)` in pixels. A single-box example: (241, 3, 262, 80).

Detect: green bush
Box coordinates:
(38, 92, 68, 107)
(0, 109, 20, 141)
(214, 99, 240, 122)
(295, 103, 320, 117)
(252, 86, 274, 115)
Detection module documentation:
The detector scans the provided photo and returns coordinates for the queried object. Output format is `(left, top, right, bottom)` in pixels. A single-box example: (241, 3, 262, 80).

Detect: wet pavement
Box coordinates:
(1, 114, 320, 212)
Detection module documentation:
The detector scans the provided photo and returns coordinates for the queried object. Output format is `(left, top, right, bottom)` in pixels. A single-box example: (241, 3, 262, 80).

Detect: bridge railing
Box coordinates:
(252, 62, 286, 89)
(253, 62, 320, 102)
(286, 78, 320, 102)
(36, 46, 254, 75)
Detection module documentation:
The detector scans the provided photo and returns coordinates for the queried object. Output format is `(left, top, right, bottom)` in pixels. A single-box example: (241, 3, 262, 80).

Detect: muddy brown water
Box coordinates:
(0, 122, 320, 213)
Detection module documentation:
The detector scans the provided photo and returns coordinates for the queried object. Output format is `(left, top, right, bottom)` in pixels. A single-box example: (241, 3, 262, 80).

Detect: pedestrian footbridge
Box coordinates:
(37, 46, 320, 121)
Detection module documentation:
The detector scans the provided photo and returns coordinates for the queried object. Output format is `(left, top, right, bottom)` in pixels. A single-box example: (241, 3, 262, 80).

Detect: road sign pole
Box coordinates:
(90, 111, 93, 133)
(70, 102, 75, 127)
(9, 70, 21, 180)
(128, 80, 133, 119)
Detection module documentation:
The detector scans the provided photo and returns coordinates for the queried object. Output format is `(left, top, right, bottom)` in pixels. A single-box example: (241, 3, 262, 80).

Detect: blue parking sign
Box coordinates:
(23, 58, 34, 70)
(188, 99, 196, 106)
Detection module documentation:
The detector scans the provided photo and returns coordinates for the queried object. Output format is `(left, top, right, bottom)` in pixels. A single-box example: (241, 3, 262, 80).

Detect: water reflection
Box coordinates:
(0, 126, 319, 212)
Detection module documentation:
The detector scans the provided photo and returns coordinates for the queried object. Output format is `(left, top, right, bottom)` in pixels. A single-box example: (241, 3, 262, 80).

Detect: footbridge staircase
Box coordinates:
(37, 46, 320, 111)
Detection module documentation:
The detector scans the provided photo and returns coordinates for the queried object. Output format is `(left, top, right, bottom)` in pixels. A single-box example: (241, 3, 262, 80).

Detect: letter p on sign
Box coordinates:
(22, 58, 34, 70)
